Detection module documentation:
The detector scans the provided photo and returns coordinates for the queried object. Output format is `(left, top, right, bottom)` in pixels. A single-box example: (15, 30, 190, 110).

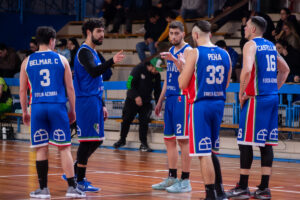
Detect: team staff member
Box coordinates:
(72, 18, 125, 192)
(113, 57, 162, 152)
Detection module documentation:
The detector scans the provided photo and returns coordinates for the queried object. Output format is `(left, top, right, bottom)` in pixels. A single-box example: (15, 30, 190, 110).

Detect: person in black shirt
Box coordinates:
(113, 57, 163, 152)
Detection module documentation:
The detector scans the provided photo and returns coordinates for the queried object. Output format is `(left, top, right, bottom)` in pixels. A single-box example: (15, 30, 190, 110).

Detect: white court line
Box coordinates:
(273, 186, 284, 189)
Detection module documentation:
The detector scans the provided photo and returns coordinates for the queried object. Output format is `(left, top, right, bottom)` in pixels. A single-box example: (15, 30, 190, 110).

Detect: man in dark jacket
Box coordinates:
(113, 57, 163, 152)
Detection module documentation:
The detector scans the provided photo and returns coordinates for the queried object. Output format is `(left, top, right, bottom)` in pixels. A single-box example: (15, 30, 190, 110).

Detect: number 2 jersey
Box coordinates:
(245, 37, 278, 96)
(188, 46, 231, 103)
(165, 43, 191, 97)
(26, 51, 67, 104)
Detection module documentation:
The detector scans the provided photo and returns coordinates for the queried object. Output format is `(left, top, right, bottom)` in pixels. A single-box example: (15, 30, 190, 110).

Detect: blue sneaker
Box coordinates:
(152, 177, 178, 190)
(61, 174, 77, 181)
(77, 179, 100, 192)
(166, 179, 192, 193)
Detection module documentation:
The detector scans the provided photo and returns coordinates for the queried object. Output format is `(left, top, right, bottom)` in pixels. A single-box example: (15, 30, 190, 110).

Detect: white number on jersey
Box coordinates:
(40, 69, 50, 87)
(176, 124, 182, 134)
(266, 55, 276, 72)
(206, 65, 224, 84)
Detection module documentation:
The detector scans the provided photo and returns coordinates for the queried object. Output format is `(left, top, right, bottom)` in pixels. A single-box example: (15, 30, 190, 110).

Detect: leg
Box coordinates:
(148, 41, 157, 56)
(136, 41, 148, 62)
(199, 156, 217, 199)
(138, 103, 152, 149)
(211, 152, 225, 197)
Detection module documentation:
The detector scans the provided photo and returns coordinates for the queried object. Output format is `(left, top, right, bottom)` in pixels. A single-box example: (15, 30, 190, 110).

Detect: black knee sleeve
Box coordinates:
(86, 141, 102, 158)
(211, 152, 222, 184)
(239, 145, 253, 169)
(260, 145, 273, 167)
(76, 142, 90, 165)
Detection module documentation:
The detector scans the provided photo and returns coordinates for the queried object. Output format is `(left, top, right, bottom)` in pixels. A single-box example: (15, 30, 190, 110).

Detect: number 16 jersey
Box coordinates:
(188, 46, 230, 103)
(26, 51, 67, 104)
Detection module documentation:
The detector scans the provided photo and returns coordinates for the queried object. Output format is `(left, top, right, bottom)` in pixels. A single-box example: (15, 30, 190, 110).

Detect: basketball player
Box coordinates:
(226, 16, 289, 199)
(70, 18, 124, 192)
(178, 20, 232, 200)
(152, 21, 193, 193)
(19, 26, 85, 198)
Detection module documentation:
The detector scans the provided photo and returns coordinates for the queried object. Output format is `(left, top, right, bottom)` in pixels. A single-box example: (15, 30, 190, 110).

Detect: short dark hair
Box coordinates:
(215, 40, 227, 48)
(82, 18, 104, 38)
(250, 16, 267, 34)
(36, 26, 56, 45)
(169, 21, 184, 32)
(0, 43, 8, 51)
(193, 20, 211, 33)
(281, 7, 291, 15)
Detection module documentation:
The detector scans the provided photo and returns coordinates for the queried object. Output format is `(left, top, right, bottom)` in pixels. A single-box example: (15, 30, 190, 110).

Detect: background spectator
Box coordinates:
(56, 39, 71, 62)
(279, 22, 300, 51)
(276, 40, 300, 82)
(67, 38, 79, 69)
(0, 77, 12, 117)
(156, 0, 182, 15)
(102, 0, 117, 28)
(136, 8, 167, 62)
(0, 43, 21, 78)
(26, 38, 38, 57)
(181, 0, 206, 19)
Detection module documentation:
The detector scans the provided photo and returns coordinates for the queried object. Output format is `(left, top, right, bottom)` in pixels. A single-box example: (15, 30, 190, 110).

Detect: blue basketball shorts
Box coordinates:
(164, 95, 189, 140)
(189, 100, 225, 156)
(30, 103, 71, 148)
(76, 96, 104, 142)
(238, 95, 278, 147)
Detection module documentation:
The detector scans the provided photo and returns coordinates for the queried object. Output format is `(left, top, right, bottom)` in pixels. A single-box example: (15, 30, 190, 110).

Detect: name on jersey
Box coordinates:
(208, 54, 222, 61)
(204, 91, 224, 97)
(29, 58, 59, 66)
(167, 63, 179, 72)
(263, 78, 277, 83)
(34, 91, 58, 97)
(167, 86, 176, 91)
(257, 45, 276, 52)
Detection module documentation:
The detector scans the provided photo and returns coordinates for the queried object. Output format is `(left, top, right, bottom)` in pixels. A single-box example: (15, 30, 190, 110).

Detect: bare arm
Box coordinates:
(178, 48, 197, 90)
(61, 55, 76, 124)
(225, 52, 232, 89)
(154, 74, 167, 116)
(19, 57, 30, 125)
(277, 53, 290, 89)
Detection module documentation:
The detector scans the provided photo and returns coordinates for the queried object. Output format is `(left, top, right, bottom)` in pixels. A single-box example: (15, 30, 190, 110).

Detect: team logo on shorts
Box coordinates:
(257, 129, 268, 141)
(33, 129, 48, 142)
(178, 96, 181, 102)
(270, 128, 278, 140)
(94, 123, 99, 134)
(198, 137, 212, 151)
(238, 129, 243, 139)
(215, 138, 220, 149)
(53, 129, 66, 141)
(77, 125, 81, 137)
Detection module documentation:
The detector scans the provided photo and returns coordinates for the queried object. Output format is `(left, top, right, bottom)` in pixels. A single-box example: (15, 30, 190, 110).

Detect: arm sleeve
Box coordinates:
(78, 48, 114, 78)
(127, 65, 141, 99)
(154, 74, 162, 103)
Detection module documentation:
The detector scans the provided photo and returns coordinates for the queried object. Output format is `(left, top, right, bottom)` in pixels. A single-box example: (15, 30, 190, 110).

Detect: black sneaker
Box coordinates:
(252, 188, 271, 199)
(225, 183, 250, 199)
(113, 140, 126, 149)
(139, 143, 152, 152)
(217, 193, 228, 200)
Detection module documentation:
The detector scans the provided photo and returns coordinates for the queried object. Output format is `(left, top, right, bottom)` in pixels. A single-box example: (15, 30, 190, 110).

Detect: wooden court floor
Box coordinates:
(0, 140, 300, 200)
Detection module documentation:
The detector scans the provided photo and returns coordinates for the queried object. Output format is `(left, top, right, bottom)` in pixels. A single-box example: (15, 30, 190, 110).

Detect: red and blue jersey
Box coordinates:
(73, 44, 104, 98)
(26, 51, 67, 104)
(165, 43, 191, 97)
(245, 37, 278, 96)
(188, 46, 231, 103)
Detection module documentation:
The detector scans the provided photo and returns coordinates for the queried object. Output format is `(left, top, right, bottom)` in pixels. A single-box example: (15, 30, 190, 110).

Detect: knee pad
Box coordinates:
(239, 145, 253, 169)
(260, 145, 273, 167)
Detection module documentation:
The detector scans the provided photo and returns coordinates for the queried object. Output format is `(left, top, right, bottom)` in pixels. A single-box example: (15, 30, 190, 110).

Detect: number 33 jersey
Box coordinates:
(26, 51, 67, 104)
(245, 38, 278, 96)
(188, 46, 231, 103)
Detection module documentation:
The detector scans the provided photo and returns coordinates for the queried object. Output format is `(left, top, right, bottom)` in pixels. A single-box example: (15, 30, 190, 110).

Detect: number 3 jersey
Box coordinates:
(26, 51, 67, 104)
(245, 37, 278, 96)
(188, 46, 231, 103)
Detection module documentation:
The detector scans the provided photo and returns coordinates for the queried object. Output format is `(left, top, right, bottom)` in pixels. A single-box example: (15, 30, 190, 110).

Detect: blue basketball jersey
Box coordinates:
(73, 44, 104, 97)
(245, 37, 278, 96)
(165, 43, 191, 97)
(26, 51, 67, 104)
(188, 46, 230, 103)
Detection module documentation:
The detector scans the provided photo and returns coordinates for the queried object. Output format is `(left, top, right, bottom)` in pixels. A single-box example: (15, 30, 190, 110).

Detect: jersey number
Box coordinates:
(40, 69, 50, 87)
(266, 55, 276, 71)
(206, 65, 224, 84)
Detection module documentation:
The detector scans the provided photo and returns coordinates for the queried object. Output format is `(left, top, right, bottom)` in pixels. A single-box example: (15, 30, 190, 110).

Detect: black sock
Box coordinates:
(215, 183, 225, 197)
(168, 168, 177, 178)
(77, 167, 86, 182)
(36, 160, 48, 189)
(205, 184, 217, 199)
(239, 174, 249, 189)
(181, 171, 190, 180)
(259, 175, 270, 190)
(67, 177, 76, 188)
(74, 161, 78, 176)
